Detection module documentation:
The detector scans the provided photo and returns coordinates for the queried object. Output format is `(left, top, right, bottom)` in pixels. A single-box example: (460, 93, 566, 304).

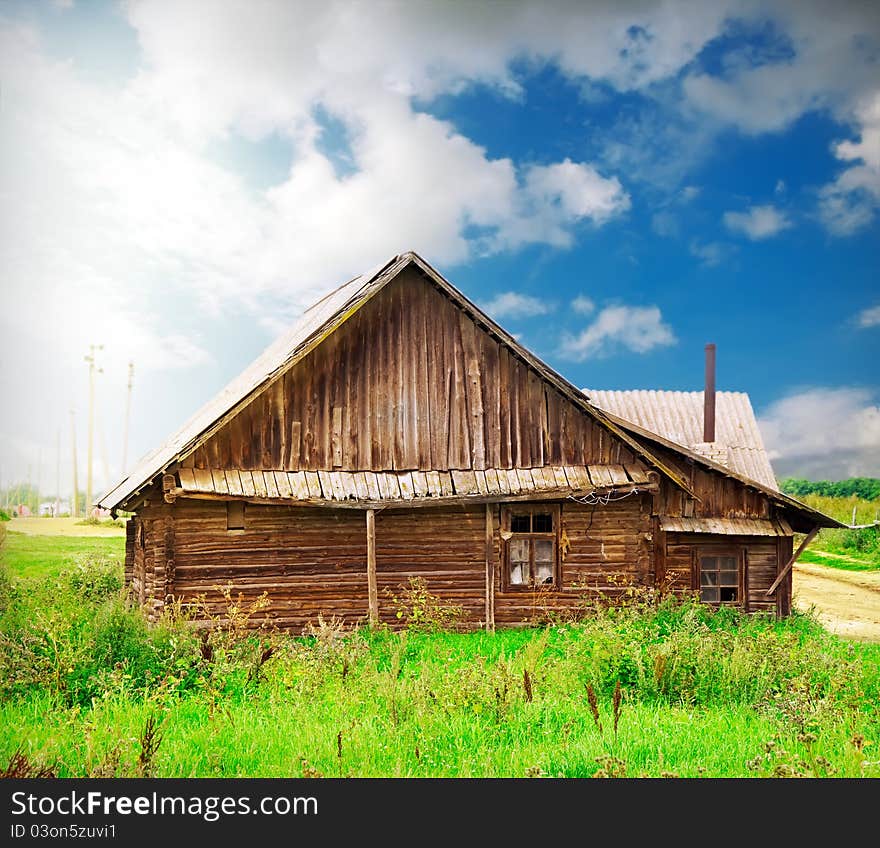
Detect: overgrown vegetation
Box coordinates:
(780, 477, 880, 501)
(791, 494, 880, 571)
(1, 530, 878, 778)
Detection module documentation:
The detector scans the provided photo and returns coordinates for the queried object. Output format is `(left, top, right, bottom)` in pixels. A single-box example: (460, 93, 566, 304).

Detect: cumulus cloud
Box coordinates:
(857, 304, 880, 328)
(723, 204, 793, 239)
(819, 91, 880, 234)
(759, 387, 880, 479)
(559, 305, 676, 361)
(481, 292, 554, 319)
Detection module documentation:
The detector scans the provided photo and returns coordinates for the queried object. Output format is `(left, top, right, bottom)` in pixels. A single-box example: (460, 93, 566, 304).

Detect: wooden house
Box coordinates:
(97, 252, 840, 629)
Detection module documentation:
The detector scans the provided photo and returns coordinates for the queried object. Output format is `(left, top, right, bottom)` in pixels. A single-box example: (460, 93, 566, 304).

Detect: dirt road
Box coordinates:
(793, 561, 880, 642)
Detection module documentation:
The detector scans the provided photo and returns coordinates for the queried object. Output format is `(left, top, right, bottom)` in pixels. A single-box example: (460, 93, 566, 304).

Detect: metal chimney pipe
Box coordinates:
(704, 343, 716, 443)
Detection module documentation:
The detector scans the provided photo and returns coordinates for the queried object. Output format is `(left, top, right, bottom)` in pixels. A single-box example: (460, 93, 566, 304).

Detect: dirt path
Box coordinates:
(793, 561, 880, 642)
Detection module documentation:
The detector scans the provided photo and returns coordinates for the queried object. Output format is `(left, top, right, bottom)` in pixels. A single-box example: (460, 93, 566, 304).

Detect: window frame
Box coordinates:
(693, 545, 747, 607)
(501, 504, 560, 591)
(226, 500, 246, 532)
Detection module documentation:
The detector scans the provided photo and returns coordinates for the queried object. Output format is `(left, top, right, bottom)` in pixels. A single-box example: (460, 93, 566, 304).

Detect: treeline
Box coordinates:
(779, 477, 880, 501)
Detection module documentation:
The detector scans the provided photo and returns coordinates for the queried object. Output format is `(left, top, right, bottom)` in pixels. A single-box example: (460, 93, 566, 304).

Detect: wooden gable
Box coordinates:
(181, 265, 640, 473)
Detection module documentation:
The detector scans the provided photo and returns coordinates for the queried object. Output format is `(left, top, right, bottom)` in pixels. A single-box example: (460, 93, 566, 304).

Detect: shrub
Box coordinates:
(386, 576, 464, 632)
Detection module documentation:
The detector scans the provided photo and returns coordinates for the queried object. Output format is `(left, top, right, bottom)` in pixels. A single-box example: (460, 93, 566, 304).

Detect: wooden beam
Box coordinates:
(653, 516, 666, 588)
(765, 528, 818, 596)
(366, 508, 378, 626)
(485, 503, 495, 632)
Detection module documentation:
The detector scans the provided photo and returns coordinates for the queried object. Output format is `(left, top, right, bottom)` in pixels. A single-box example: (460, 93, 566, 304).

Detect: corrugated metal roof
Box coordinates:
(174, 463, 654, 506)
(586, 390, 778, 490)
(660, 516, 793, 536)
(98, 252, 695, 511)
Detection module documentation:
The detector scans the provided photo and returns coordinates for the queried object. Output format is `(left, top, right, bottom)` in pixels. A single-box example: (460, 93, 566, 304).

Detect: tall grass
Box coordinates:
(1, 547, 878, 778)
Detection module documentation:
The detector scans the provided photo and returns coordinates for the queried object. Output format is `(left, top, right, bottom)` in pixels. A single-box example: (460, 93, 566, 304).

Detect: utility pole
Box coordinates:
(55, 430, 60, 518)
(70, 409, 79, 518)
(85, 344, 103, 516)
(121, 361, 134, 477)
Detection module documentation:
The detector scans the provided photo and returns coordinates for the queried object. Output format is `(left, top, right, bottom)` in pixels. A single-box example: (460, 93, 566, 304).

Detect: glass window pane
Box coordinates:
(701, 556, 716, 572)
(510, 539, 529, 562)
(700, 587, 719, 603)
(701, 570, 717, 586)
(535, 560, 554, 585)
(720, 587, 738, 603)
(534, 540, 553, 562)
(509, 562, 526, 585)
(511, 515, 530, 533)
(719, 557, 737, 570)
(533, 514, 553, 533)
(719, 571, 738, 587)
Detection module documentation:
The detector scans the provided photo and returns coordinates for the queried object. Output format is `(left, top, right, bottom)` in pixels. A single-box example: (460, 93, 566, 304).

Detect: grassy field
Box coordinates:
(798, 494, 880, 572)
(1, 520, 879, 778)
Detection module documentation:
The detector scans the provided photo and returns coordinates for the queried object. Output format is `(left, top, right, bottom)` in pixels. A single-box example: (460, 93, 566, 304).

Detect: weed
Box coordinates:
(0, 746, 56, 778)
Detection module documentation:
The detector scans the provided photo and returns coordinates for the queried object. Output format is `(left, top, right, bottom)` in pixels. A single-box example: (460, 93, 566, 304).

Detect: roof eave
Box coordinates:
(599, 409, 844, 530)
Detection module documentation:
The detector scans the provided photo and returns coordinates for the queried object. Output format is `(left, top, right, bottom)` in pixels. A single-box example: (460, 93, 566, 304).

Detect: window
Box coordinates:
(503, 506, 558, 588)
(698, 553, 740, 604)
(227, 501, 245, 531)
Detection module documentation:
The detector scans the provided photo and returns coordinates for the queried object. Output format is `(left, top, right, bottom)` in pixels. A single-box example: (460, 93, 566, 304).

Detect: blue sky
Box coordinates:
(0, 0, 878, 499)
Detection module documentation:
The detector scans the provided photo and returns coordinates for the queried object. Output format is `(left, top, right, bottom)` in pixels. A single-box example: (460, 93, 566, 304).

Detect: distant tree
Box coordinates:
(779, 477, 880, 501)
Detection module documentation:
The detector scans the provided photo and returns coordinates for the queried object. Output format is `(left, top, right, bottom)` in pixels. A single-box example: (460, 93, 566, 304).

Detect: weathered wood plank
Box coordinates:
(317, 471, 334, 500)
(606, 465, 630, 486)
(304, 471, 322, 499)
(364, 473, 382, 501)
(211, 469, 229, 495)
(624, 463, 650, 485)
(288, 472, 309, 501)
(411, 471, 429, 498)
(178, 469, 197, 490)
(366, 509, 378, 626)
(354, 471, 370, 501)
(274, 471, 293, 499)
(239, 471, 256, 497)
(398, 472, 415, 500)
(425, 470, 443, 497)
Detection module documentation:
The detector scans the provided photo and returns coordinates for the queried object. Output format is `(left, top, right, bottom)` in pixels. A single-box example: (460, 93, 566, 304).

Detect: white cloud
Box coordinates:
(857, 304, 880, 328)
(759, 387, 880, 479)
(571, 295, 596, 315)
(481, 292, 554, 319)
(680, 185, 701, 202)
(559, 305, 676, 361)
(775, 179, 787, 194)
(723, 204, 793, 239)
(689, 240, 730, 267)
(819, 91, 880, 235)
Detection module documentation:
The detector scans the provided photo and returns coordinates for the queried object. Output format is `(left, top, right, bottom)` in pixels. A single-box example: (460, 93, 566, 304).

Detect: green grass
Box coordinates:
(2, 530, 124, 581)
(2, 527, 879, 778)
(794, 494, 880, 572)
(798, 549, 880, 572)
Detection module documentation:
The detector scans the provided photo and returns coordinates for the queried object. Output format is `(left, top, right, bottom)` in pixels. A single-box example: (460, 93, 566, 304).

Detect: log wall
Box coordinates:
(183, 268, 637, 473)
(664, 532, 783, 614)
(128, 495, 655, 630)
(493, 494, 652, 626)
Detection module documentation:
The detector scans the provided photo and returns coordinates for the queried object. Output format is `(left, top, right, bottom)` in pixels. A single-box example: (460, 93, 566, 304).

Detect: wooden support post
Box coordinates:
(485, 503, 495, 632)
(366, 508, 378, 626)
(653, 516, 666, 589)
(766, 527, 818, 597)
